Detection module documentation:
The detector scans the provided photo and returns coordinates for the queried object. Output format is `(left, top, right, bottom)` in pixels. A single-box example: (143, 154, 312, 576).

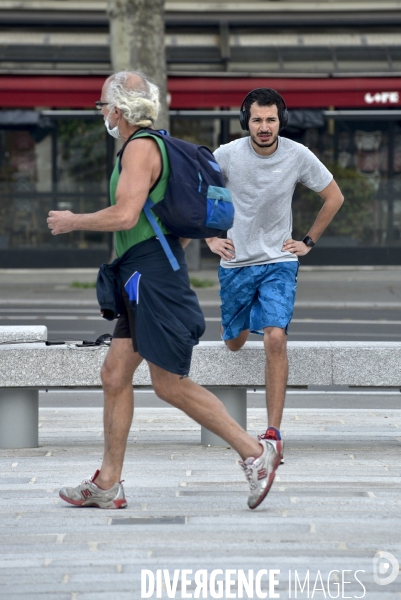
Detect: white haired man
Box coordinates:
(47, 71, 283, 511)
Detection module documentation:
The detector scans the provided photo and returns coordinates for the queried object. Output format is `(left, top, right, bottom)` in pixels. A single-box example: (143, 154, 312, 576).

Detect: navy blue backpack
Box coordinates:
(118, 128, 234, 270)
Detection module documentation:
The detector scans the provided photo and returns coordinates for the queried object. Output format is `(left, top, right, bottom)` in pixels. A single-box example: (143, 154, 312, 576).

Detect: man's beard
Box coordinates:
(251, 133, 278, 149)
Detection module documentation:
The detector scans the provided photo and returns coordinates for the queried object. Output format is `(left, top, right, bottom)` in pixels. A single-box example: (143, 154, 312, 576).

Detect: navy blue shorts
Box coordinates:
(113, 289, 140, 352)
(112, 237, 205, 377)
(219, 261, 299, 340)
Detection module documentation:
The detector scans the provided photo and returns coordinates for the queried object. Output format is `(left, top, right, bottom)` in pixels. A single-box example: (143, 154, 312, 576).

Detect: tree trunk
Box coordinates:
(107, 0, 169, 130)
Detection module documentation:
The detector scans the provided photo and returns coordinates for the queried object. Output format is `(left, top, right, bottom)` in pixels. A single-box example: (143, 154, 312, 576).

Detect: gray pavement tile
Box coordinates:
(0, 406, 401, 598)
(4, 596, 72, 600)
(94, 594, 144, 600)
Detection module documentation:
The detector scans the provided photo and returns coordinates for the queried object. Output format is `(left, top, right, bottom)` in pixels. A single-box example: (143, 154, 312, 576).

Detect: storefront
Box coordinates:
(1, 75, 401, 266)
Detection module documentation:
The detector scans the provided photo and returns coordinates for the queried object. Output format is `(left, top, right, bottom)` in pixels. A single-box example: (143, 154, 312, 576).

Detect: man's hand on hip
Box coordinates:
(282, 238, 311, 256)
(47, 210, 75, 235)
(205, 237, 236, 261)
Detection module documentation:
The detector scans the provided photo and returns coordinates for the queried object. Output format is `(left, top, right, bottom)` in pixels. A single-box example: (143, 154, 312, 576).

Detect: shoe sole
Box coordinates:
(248, 443, 282, 510)
(59, 492, 127, 509)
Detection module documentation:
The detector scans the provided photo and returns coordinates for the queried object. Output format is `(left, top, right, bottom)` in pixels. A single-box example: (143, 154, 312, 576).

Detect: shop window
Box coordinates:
(57, 120, 108, 195)
(289, 120, 401, 248)
(0, 116, 111, 254)
(175, 114, 401, 254)
(170, 118, 217, 148)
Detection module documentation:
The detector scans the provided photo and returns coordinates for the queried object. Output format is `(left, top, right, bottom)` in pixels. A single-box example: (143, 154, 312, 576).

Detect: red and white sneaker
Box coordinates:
(258, 427, 284, 464)
(239, 439, 283, 510)
(59, 470, 127, 509)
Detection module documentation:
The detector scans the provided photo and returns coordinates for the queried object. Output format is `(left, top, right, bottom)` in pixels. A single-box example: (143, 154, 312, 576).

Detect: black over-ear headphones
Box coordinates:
(239, 88, 288, 131)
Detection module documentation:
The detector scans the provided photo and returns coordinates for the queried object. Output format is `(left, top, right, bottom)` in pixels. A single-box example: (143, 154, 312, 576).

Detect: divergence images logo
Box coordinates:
(373, 551, 400, 586)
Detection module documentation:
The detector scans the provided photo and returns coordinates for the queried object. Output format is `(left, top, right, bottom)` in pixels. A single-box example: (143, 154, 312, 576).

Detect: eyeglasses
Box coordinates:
(95, 101, 109, 110)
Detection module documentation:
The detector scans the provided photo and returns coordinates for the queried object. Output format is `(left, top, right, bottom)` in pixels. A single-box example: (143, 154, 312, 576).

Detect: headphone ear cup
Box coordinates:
(280, 108, 289, 130)
(239, 109, 248, 131)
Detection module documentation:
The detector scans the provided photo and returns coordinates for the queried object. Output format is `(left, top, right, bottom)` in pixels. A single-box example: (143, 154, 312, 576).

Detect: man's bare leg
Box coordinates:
(148, 362, 261, 460)
(95, 338, 143, 488)
(60, 351, 279, 511)
(224, 326, 288, 430)
(224, 328, 250, 352)
(264, 326, 288, 430)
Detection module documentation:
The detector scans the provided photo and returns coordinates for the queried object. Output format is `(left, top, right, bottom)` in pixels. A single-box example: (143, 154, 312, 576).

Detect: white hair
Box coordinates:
(105, 71, 160, 127)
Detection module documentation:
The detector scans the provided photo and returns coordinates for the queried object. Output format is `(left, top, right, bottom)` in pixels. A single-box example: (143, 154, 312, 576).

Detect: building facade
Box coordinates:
(1, 0, 401, 266)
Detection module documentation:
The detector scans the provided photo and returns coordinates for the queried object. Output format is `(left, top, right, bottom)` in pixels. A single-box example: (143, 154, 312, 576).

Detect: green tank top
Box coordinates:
(109, 131, 171, 257)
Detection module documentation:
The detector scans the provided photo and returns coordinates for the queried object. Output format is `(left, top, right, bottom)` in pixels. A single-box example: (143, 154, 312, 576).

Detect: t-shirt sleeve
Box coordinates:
(297, 146, 333, 192)
(213, 146, 229, 183)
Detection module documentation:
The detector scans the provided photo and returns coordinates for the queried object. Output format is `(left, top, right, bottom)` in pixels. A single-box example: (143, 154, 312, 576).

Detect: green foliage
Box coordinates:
(292, 163, 376, 243)
(70, 281, 96, 289)
(189, 278, 215, 288)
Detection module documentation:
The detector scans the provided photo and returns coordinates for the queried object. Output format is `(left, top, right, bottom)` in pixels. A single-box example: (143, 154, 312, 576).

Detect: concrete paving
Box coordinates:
(1, 266, 401, 598)
(1, 406, 400, 599)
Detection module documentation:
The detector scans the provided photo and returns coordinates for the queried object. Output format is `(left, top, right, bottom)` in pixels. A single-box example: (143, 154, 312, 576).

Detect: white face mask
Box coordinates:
(104, 112, 121, 139)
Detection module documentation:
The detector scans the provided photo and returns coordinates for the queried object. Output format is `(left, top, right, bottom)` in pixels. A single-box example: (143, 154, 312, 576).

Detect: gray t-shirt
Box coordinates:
(213, 136, 333, 268)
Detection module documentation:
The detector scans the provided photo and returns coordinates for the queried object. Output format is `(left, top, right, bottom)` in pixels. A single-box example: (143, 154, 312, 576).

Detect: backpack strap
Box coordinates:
(117, 128, 160, 174)
(118, 129, 181, 272)
(135, 130, 181, 272)
(143, 198, 180, 272)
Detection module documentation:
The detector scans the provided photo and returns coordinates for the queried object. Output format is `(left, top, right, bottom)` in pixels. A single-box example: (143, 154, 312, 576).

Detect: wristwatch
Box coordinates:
(302, 235, 315, 248)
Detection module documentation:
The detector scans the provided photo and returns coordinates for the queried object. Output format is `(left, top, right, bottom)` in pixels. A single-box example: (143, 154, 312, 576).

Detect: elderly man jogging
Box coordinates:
(207, 87, 344, 452)
(47, 71, 280, 510)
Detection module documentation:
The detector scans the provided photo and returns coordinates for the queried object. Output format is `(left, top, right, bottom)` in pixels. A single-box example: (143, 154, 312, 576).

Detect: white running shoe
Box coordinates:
(59, 470, 127, 509)
(258, 427, 285, 464)
(240, 439, 282, 510)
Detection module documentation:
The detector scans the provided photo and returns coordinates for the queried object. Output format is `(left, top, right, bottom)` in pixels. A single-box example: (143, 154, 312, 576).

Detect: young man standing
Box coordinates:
(47, 73, 282, 511)
(207, 88, 344, 448)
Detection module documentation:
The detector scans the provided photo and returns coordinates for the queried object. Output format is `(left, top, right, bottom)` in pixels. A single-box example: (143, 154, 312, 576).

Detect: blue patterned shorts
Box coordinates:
(219, 261, 299, 340)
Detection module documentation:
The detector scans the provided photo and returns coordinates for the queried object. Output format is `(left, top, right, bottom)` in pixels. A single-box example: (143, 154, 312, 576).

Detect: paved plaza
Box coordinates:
(1, 404, 400, 599)
(1, 266, 401, 598)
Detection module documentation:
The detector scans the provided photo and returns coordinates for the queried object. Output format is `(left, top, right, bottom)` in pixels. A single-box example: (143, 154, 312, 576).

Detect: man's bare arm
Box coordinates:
(282, 179, 344, 256)
(47, 138, 161, 235)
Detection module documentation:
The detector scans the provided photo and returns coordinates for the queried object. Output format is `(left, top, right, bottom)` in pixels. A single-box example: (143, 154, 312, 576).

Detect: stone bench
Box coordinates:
(0, 325, 48, 344)
(1, 326, 400, 448)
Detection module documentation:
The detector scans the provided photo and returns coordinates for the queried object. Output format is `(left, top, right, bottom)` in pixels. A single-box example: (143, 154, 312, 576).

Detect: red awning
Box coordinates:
(0, 76, 105, 109)
(168, 77, 401, 109)
(0, 75, 400, 109)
